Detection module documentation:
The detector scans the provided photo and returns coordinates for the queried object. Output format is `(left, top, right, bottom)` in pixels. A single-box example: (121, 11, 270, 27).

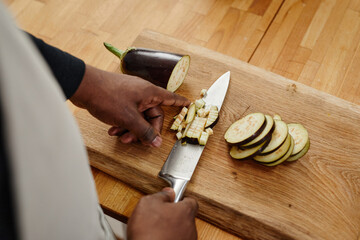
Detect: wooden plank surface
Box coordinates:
(6, 0, 360, 239)
(75, 30, 360, 240)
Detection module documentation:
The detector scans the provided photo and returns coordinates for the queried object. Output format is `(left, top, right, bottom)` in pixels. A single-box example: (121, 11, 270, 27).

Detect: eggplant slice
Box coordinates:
(287, 139, 310, 162)
(262, 135, 294, 166)
(241, 115, 275, 149)
(205, 106, 219, 128)
(288, 123, 309, 156)
(259, 120, 288, 155)
(230, 140, 269, 160)
(104, 42, 190, 92)
(254, 133, 291, 163)
(224, 113, 266, 145)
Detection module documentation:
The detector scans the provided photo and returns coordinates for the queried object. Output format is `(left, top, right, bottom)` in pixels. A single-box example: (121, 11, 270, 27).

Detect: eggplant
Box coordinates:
(287, 123, 309, 156)
(104, 42, 190, 92)
(184, 117, 207, 144)
(224, 113, 267, 145)
(260, 135, 295, 166)
(230, 140, 269, 160)
(253, 134, 292, 163)
(241, 115, 275, 149)
(258, 120, 288, 155)
(170, 106, 188, 130)
(287, 139, 310, 162)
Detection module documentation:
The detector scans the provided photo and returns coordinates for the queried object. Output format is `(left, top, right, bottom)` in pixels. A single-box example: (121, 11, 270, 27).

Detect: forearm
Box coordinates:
(26, 32, 85, 99)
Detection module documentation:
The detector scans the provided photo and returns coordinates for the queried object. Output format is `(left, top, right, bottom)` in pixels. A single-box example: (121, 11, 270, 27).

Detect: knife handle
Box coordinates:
(159, 174, 188, 203)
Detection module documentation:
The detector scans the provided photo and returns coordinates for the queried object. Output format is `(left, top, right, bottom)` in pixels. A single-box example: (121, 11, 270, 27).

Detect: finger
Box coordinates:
(145, 106, 164, 134)
(150, 188, 175, 203)
(179, 197, 199, 216)
(119, 132, 137, 144)
(139, 87, 190, 112)
(157, 88, 191, 107)
(121, 108, 161, 146)
(108, 126, 127, 136)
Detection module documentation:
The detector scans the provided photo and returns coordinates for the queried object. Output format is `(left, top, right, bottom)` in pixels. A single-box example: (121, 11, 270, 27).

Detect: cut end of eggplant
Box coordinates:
(167, 55, 190, 92)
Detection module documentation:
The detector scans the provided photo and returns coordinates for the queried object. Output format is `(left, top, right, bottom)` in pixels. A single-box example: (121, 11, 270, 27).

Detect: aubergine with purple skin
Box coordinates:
(104, 42, 190, 92)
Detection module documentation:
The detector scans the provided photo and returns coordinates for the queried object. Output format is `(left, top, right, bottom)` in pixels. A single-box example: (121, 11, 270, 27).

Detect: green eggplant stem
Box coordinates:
(103, 42, 126, 60)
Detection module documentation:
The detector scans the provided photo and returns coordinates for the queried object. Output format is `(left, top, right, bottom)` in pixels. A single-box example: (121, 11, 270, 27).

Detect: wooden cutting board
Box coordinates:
(75, 30, 360, 240)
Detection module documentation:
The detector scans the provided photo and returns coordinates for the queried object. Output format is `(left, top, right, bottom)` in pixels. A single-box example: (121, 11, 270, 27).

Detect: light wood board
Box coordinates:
(75, 30, 360, 240)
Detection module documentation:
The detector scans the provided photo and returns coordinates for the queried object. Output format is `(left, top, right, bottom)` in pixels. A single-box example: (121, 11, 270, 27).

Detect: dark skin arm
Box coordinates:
(70, 64, 191, 147)
(70, 64, 198, 238)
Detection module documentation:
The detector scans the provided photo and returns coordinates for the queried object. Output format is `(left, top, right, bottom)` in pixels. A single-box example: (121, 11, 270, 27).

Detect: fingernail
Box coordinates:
(162, 187, 174, 193)
(108, 128, 116, 136)
(151, 136, 162, 147)
(121, 135, 132, 144)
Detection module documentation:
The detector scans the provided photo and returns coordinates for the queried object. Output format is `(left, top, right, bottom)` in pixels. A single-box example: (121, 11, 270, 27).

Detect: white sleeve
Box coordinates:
(0, 2, 116, 240)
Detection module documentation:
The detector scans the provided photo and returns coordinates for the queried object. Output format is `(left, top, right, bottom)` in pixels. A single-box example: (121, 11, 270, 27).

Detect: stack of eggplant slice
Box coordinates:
(225, 113, 309, 166)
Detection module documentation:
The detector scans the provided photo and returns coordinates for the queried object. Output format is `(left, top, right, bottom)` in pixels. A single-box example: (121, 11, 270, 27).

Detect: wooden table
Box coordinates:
(8, 0, 360, 239)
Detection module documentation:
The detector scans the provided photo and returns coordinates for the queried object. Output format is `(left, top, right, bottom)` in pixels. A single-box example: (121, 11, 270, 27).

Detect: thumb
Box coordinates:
(150, 188, 175, 203)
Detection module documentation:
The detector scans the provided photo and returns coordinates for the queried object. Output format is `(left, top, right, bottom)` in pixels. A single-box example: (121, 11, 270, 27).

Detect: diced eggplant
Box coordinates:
(104, 42, 190, 92)
(176, 131, 183, 140)
(253, 133, 292, 163)
(205, 105, 219, 128)
(205, 128, 213, 135)
(261, 135, 294, 167)
(241, 115, 275, 149)
(182, 121, 192, 138)
(195, 99, 205, 110)
(199, 132, 209, 145)
(230, 140, 269, 160)
(170, 107, 188, 130)
(287, 139, 310, 162)
(259, 120, 288, 155)
(185, 117, 207, 143)
(224, 113, 266, 145)
(186, 103, 196, 123)
(273, 114, 282, 121)
(197, 108, 208, 118)
(288, 123, 309, 156)
(200, 89, 207, 97)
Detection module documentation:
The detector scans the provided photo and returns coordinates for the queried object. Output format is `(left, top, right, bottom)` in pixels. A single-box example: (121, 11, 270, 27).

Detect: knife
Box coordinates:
(159, 71, 230, 202)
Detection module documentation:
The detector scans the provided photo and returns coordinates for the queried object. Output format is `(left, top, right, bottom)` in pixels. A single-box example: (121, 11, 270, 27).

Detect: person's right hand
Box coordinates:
(127, 188, 198, 240)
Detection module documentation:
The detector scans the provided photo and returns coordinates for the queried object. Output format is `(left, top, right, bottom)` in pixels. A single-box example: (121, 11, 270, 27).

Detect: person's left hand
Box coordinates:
(70, 65, 190, 147)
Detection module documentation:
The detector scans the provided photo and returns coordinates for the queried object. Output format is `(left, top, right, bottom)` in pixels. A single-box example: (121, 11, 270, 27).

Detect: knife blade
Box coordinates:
(159, 71, 230, 202)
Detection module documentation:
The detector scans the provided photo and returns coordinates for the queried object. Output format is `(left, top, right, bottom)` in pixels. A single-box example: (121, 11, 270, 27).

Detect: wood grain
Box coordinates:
(76, 30, 360, 240)
(6, 0, 360, 239)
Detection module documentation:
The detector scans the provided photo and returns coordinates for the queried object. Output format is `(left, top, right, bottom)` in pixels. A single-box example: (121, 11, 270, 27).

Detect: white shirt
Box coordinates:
(0, 2, 115, 239)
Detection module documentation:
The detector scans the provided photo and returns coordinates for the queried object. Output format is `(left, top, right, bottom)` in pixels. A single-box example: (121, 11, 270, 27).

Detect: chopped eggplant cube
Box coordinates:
(199, 132, 209, 145)
(170, 107, 188, 130)
(195, 99, 205, 110)
(205, 105, 219, 128)
(185, 117, 207, 141)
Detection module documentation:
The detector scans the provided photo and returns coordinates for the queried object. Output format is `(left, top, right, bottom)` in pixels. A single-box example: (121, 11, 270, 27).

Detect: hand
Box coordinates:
(127, 188, 198, 240)
(70, 65, 190, 147)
